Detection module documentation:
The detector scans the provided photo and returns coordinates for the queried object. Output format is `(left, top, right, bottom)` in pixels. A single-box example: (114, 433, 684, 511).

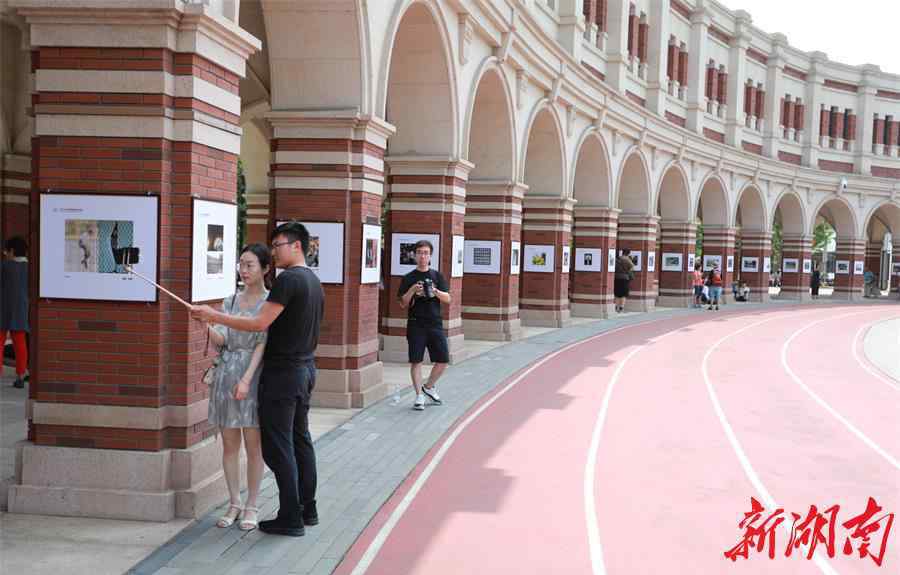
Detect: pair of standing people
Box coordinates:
(192, 222, 323, 537)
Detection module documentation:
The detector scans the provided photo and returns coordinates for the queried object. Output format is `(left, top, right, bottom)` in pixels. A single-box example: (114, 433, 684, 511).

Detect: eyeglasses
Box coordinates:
(271, 241, 292, 250)
(415, 250, 431, 255)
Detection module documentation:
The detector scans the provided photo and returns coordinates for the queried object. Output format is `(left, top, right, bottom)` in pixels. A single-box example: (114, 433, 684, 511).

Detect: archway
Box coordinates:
(694, 174, 733, 303)
(864, 201, 900, 295)
(655, 163, 693, 307)
(734, 184, 769, 302)
(812, 196, 860, 299)
(614, 149, 655, 311)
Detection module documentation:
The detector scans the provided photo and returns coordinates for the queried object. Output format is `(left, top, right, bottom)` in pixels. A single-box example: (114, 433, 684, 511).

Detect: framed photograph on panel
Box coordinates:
(803, 259, 812, 274)
(193, 199, 238, 301)
(607, 248, 616, 272)
(661, 253, 682, 272)
(392, 233, 440, 276)
(451, 235, 465, 278)
(853, 260, 864, 275)
(687, 253, 696, 272)
(361, 224, 382, 284)
(741, 257, 759, 273)
(511, 241, 521, 275)
(562, 245, 571, 273)
(647, 251, 656, 273)
(464, 240, 501, 274)
(575, 248, 603, 272)
(892, 262, 900, 276)
(523, 244, 555, 273)
(703, 254, 722, 271)
(626, 250, 642, 272)
(40, 193, 159, 302)
(276, 221, 345, 284)
(835, 260, 850, 274)
(783, 258, 799, 273)
(763, 257, 771, 273)
(726, 255, 734, 273)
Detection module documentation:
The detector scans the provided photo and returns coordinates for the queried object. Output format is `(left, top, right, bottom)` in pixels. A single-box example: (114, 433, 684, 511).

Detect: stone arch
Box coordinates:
(735, 183, 767, 232)
(463, 58, 516, 180)
(695, 172, 730, 226)
(380, 0, 458, 156)
(863, 200, 900, 242)
(655, 161, 691, 221)
(772, 189, 807, 236)
(520, 100, 566, 197)
(571, 129, 612, 206)
(812, 195, 858, 239)
(615, 146, 652, 214)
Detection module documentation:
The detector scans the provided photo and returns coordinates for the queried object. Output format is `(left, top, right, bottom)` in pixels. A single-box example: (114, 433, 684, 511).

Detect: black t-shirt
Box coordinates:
(264, 266, 324, 368)
(398, 268, 448, 327)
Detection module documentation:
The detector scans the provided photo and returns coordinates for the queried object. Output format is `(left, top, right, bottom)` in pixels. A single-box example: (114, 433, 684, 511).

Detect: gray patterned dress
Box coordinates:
(208, 291, 268, 429)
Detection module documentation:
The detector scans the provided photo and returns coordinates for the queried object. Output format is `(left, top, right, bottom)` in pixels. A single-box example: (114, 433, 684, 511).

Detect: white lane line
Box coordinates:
(702, 311, 840, 575)
(348, 316, 683, 575)
(851, 317, 900, 393)
(584, 328, 679, 575)
(782, 313, 900, 471)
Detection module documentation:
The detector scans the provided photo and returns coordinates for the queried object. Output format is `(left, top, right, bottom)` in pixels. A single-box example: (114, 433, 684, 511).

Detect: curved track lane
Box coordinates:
(335, 305, 900, 575)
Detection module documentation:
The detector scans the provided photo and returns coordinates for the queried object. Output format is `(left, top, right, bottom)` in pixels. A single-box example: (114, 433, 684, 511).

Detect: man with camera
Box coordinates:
(398, 240, 451, 411)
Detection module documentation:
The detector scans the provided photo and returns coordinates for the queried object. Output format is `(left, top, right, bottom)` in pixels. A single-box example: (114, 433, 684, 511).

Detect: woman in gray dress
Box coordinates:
(206, 244, 270, 530)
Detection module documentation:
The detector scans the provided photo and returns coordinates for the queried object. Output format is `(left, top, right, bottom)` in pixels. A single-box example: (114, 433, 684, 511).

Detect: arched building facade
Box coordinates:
(3, 0, 900, 521)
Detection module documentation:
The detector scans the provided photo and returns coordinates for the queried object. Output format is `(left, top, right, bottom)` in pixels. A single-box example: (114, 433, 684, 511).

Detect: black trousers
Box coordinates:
(258, 363, 317, 525)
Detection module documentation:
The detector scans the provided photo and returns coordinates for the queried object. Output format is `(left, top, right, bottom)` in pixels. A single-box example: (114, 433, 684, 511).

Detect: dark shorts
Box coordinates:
(613, 277, 630, 298)
(693, 285, 704, 297)
(407, 323, 449, 364)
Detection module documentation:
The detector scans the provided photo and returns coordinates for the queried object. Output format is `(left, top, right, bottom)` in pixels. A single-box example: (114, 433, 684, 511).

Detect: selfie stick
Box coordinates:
(124, 264, 192, 310)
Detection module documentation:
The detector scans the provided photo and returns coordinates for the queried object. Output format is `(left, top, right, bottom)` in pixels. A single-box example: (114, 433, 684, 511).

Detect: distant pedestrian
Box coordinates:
(691, 261, 704, 308)
(1, 236, 29, 388)
(706, 263, 723, 311)
(614, 249, 635, 313)
(810, 265, 821, 299)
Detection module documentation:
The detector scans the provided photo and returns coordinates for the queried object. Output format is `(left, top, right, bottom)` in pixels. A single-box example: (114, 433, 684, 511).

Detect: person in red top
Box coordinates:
(691, 261, 704, 308)
(705, 263, 723, 311)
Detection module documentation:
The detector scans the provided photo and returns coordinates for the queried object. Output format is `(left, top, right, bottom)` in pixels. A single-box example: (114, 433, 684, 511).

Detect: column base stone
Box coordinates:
(520, 308, 572, 328)
(656, 294, 693, 308)
(462, 318, 523, 342)
(570, 302, 614, 318)
(312, 362, 387, 408)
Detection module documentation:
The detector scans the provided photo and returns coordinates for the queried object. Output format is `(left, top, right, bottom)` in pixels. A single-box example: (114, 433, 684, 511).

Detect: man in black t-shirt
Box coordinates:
(191, 221, 323, 537)
(397, 239, 451, 411)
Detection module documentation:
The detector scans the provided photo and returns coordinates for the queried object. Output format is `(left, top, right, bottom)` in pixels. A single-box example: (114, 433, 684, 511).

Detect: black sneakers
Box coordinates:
(303, 501, 319, 526)
(259, 518, 304, 537)
(12, 377, 24, 389)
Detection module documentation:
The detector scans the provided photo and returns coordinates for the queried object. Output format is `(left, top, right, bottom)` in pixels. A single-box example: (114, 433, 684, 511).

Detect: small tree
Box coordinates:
(771, 219, 783, 269)
(237, 159, 247, 249)
(812, 220, 835, 252)
(695, 223, 704, 258)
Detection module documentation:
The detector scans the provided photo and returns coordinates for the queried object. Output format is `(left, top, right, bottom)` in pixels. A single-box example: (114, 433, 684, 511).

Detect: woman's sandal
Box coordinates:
(239, 506, 259, 531)
(216, 503, 242, 528)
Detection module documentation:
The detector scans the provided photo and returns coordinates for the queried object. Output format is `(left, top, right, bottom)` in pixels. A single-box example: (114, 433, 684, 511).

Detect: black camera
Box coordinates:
(421, 278, 435, 299)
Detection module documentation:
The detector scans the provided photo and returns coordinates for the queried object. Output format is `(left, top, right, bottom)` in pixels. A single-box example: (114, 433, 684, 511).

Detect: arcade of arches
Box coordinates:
(2, 0, 900, 521)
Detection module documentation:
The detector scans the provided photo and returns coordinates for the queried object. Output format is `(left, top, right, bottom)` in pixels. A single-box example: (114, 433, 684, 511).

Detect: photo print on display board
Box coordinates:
(277, 221, 345, 284)
(661, 253, 682, 272)
(741, 257, 759, 273)
(783, 258, 799, 273)
(511, 241, 521, 275)
(360, 224, 382, 284)
(523, 244, 555, 273)
(703, 254, 722, 271)
(392, 233, 440, 276)
(835, 260, 850, 274)
(575, 248, 603, 272)
(763, 257, 771, 273)
(562, 245, 571, 273)
(726, 255, 734, 273)
(803, 259, 812, 274)
(687, 253, 695, 272)
(451, 235, 465, 278)
(607, 248, 617, 272)
(893, 262, 900, 276)
(42, 193, 159, 302)
(647, 251, 656, 273)
(192, 199, 237, 301)
(626, 250, 642, 272)
(853, 261, 864, 275)
(464, 240, 501, 274)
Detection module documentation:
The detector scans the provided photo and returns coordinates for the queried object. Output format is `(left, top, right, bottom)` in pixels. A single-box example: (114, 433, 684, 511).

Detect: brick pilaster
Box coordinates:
(520, 196, 575, 327)
(779, 234, 811, 300)
(1, 154, 32, 242)
(616, 214, 659, 311)
(738, 231, 772, 302)
(657, 220, 696, 307)
(865, 241, 883, 292)
(268, 112, 394, 407)
(570, 207, 619, 317)
(833, 238, 866, 299)
(380, 158, 471, 363)
(461, 180, 524, 341)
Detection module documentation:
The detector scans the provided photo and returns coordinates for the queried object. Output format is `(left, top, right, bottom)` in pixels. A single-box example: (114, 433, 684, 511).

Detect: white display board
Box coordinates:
(741, 256, 759, 273)
(276, 220, 345, 284)
(803, 259, 813, 274)
(607, 248, 617, 272)
(687, 253, 696, 272)
(626, 250, 642, 272)
(391, 233, 440, 276)
(892, 262, 900, 276)
(451, 235, 465, 278)
(835, 260, 850, 274)
(726, 255, 735, 273)
(783, 258, 799, 273)
(562, 245, 571, 273)
(523, 244, 555, 273)
(763, 257, 771, 273)
(661, 253, 682, 272)
(575, 248, 604, 272)
(853, 260, 864, 275)
(41, 193, 159, 302)
(361, 224, 382, 284)
(464, 240, 501, 274)
(647, 251, 656, 273)
(193, 199, 238, 301)
(703, 254, 722, 271)
(510, 241, 521, 275)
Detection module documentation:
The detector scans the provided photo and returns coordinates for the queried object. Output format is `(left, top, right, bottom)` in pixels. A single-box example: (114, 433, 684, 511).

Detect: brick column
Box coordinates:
(739, 231, 772, 302)
(8, 2, 260, 521)
(657, 221, 696, 307)
(779, 234, 811, 300)
(833, 238, 865, 300)
(701, 226, 737, 304)
(1, 154, 31, 241)
(268, 112, 394, 407)
(865, 241, 883, 293)
(380, 157, 471, 363)
(616, 214, 659, 311)
(570, 207, 619, 317)
(892, 240, 900, 295)
(461, 180, 524, 341)
(520, 196, 575, 327)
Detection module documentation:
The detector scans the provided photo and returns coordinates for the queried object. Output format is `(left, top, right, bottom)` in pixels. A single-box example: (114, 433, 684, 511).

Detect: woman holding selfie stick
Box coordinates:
(205, 244, 270, 531)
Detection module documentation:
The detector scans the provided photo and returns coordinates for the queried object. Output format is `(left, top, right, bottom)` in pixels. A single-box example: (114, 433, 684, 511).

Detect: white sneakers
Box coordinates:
(413, 386, 442, 411)
(413, 393, 425, 410)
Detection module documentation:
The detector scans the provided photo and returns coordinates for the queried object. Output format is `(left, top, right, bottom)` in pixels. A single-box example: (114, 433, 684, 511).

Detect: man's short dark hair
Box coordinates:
(413, 240, 433, 255)
(620, 248, 631, 256)
(271, 221, 310, 258)
(5, 236, 27, 258)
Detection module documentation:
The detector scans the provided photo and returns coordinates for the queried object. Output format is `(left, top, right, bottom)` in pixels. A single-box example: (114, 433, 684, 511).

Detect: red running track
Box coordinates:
(335, 305, 900, 575)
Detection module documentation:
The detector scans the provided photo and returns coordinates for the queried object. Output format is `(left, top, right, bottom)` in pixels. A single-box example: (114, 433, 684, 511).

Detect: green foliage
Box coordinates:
(771, 219, 782, 268)
(695, 223, 703, 258)
(812, 220, 835, 252)
(237, 159, 247, 249)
